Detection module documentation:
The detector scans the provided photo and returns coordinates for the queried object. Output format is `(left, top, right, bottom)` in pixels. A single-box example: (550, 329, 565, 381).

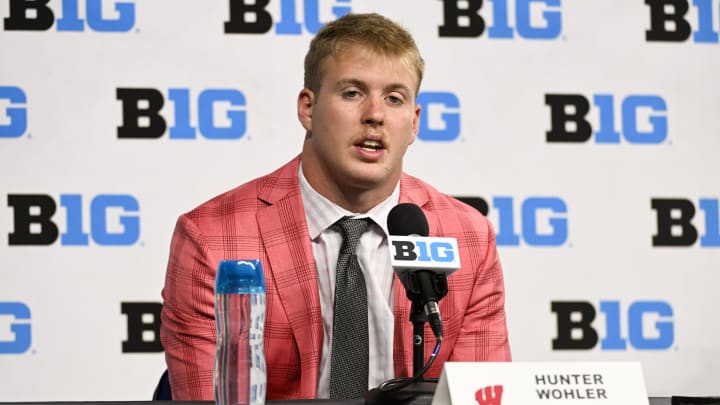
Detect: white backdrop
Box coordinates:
(1, 0, 719, 400)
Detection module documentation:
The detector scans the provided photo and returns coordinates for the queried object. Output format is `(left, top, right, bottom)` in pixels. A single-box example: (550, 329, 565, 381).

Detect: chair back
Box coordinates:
(152, 369, 172, 400)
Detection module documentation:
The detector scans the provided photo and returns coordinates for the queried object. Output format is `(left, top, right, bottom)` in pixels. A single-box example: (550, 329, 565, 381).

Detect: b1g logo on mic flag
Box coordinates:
(389, 236, 461, 270)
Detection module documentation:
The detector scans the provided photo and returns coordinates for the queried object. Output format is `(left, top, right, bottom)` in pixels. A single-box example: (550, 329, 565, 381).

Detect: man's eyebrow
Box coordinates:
(334, 79, 412, 95)
(334, 78, 367, 90)
(385, 83, 412, 95)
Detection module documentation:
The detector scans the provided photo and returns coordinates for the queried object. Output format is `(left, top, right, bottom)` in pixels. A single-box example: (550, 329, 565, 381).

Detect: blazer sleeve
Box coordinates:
(160, 213, 218, 400)
(448, 217, 512, 362)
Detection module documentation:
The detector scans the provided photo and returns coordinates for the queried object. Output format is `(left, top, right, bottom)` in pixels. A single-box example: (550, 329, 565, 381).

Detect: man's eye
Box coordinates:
(387, 95, 403, 105)
(344, 90, 360, 98)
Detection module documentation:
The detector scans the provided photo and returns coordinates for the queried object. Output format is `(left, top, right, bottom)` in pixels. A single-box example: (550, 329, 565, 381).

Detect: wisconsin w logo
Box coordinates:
(476, 385, 504, 405)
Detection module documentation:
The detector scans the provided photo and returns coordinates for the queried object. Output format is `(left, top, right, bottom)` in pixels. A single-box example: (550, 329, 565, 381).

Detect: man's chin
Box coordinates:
(347, 169, 399, 192)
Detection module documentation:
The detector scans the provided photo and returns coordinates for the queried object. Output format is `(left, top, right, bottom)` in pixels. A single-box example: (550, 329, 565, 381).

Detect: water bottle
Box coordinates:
(214, 259, 267, 405)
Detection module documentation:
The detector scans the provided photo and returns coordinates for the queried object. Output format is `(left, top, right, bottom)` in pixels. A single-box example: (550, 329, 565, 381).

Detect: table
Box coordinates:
(0, 399, 672, 405)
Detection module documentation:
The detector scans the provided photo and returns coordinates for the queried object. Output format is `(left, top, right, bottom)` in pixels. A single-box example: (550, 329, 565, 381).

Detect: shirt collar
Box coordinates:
(298, 163, 400, 240)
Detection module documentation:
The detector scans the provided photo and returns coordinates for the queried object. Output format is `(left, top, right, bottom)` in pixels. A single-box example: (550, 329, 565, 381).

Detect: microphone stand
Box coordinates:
(411, 301, 429, 377)
(401, 302, 440, 405)
(366, 273, 447, 405)
(365, 300, 437, 405)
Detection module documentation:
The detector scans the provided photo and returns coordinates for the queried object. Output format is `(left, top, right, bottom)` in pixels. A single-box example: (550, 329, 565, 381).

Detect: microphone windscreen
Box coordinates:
(387, 203, 429, 236)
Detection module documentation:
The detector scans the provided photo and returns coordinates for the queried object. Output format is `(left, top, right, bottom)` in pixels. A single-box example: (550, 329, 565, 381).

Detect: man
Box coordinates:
(160, 12, 511, 400)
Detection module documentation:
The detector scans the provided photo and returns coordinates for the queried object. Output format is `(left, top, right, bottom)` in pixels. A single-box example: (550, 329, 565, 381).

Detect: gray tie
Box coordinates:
(329, 217, 370, 399)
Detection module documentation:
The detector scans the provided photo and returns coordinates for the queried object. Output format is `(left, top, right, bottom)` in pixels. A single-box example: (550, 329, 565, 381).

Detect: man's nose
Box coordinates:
(362, 96, 385, 125)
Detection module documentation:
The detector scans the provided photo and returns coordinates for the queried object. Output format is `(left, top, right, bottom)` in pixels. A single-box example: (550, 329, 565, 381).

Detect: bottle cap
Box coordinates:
(215, 259, 266, 294)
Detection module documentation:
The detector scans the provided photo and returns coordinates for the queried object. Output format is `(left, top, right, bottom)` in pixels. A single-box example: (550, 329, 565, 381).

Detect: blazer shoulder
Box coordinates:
(400, 173, 491, 236)
(180, 156, 301, 227)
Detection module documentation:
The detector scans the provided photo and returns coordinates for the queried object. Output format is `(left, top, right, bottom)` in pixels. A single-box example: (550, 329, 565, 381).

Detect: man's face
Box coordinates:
(298, 45, 421, 209)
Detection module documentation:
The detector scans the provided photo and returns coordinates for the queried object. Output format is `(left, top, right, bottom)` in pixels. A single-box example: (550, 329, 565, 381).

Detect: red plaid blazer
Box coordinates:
(160, 156, 511, 400)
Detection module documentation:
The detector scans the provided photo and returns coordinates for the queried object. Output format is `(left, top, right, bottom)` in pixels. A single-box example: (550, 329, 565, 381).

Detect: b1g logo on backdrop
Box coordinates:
(3, 0, 136, 32)
(552, 300, 675, 350)
(417, 91, 460, 142)
(455, 196, 568, 247)
(116, 88, 247, 140)
(652, 197, 720, 247)
(6, 194, 140, 246)
(646, 0, 720, 43)
(225, 0, 351, 35)
(545, 93, 668, 144)
(121, 302, 163, 353)
(0, 86, 27, 138)
(438, 0, 562, 39)
(0, 302, 32, 354)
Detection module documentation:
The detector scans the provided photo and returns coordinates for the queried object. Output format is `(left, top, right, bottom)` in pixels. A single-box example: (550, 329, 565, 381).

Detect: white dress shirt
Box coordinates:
(298, 164, 398, 398)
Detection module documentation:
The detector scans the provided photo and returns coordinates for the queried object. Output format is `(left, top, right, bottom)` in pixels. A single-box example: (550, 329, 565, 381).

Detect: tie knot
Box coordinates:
(337, 217, 370, 254)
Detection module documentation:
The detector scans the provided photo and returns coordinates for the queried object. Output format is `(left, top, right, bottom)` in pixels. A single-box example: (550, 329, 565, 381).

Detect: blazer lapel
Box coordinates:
(256, 157, 323, 392)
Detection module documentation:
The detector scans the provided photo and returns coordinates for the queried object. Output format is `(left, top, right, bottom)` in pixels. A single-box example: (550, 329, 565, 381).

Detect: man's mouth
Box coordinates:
(358, 139, 384, 151)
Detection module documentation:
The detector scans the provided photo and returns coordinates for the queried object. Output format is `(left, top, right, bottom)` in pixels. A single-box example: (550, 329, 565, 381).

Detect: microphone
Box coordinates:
(387, 203, 460, 340)
(363, 204, 459, 405)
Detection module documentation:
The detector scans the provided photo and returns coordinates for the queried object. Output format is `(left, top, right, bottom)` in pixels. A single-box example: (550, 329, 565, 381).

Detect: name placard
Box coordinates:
(432, 362, 649, 405)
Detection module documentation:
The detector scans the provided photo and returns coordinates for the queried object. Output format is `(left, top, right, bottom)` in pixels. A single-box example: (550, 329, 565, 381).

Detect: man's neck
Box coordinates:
(298, 161, 399, 214)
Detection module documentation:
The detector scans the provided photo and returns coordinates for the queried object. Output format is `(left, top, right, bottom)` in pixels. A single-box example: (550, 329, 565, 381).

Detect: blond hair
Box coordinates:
(303, 13, 425, 95)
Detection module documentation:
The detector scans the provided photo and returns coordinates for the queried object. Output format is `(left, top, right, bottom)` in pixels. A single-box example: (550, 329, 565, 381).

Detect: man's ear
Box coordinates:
(297, 88, 315, 131)
(409, 102, 421, 145)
